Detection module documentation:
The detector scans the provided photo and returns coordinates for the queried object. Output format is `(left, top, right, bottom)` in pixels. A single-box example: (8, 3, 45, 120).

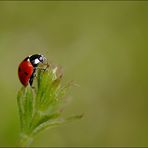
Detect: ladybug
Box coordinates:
(18, 54, 47, 86)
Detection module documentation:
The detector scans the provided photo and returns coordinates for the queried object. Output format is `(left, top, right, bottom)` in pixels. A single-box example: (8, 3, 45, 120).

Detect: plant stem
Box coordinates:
(19, 133, 33, 147)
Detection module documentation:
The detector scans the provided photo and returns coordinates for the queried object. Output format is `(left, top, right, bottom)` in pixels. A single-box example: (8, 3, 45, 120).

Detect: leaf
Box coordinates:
(23, 86, 34, 133)
(17, 87, 25, 131)
(30, 112, 61, 131)
(17, 86, 34, 134)
(31, 114, 83, 137)
(36, 70, 53, 110)
(66, 114, 84, 122)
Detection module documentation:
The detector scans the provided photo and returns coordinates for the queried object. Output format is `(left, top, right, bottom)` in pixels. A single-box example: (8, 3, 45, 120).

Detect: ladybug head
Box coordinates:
(29, 54, 47, 67)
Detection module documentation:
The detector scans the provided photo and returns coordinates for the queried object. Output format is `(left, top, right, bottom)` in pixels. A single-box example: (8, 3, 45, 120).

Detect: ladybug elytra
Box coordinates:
(18, 54, 47, 86)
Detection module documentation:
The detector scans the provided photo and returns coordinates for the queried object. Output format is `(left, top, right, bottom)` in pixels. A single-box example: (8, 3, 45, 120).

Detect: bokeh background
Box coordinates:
(0, 1, 148, 147)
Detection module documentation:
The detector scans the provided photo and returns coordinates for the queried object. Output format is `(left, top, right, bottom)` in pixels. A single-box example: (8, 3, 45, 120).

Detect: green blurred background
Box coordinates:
(0, 1, 148, 147)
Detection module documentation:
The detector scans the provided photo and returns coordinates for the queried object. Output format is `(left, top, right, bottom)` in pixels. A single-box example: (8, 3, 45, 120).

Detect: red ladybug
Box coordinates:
(18, 54, 47, 86)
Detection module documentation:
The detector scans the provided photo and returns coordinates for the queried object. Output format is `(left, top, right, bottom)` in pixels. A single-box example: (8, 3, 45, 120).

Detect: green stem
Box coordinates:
(19, 133, 33, 147)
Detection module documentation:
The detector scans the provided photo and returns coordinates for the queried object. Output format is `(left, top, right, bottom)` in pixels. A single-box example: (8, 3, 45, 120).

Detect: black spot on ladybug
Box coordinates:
(24, 72, 28, 76)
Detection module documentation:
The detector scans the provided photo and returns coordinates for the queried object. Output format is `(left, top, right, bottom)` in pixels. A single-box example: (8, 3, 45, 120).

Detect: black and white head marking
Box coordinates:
(29, 54, 46, 67)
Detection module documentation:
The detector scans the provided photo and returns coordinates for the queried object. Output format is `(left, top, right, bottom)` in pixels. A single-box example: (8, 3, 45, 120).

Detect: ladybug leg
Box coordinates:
(29, 63, 49, 87)
(36, 63, 50, 71)
(31, 85, 37, 94)
(29, 68, 36, 87)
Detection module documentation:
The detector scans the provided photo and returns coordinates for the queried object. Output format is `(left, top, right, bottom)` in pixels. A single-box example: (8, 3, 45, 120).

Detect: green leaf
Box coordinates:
(30, 112, 61, 131)
(31, 114, 83, 137)
(17, 86, 34, 134)
(17, 87, 25, 132)
(31, 119, 65, 137)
